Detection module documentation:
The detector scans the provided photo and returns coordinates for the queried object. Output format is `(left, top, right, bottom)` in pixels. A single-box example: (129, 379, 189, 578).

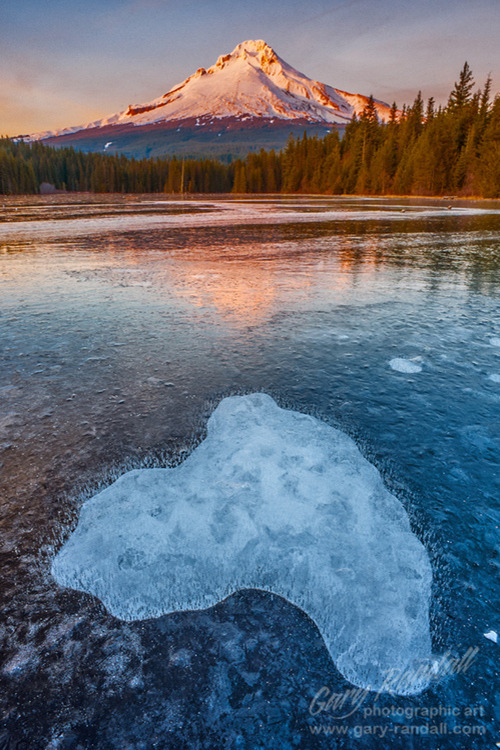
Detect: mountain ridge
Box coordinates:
(24, 40, 394, 158)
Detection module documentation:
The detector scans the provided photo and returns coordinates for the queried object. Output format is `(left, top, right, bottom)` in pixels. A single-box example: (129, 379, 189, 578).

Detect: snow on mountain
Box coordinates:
(28, 40, 393, 141)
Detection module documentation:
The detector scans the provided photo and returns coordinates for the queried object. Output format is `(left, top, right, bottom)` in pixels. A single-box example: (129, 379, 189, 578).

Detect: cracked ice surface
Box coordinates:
(52, 393, 432, 693)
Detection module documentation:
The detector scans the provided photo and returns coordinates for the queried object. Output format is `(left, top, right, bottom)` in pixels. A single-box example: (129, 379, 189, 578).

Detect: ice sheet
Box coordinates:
(52, 393, 433, 693)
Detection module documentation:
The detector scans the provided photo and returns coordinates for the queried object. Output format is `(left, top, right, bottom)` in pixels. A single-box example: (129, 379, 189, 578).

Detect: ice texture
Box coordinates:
(52, 393, 433, 693)
(389, 358, 423, 373)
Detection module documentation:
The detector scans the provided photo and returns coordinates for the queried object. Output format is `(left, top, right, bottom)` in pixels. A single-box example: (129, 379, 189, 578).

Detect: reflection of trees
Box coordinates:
(80, 214, 500, 303)
(10, 209, 496, 308)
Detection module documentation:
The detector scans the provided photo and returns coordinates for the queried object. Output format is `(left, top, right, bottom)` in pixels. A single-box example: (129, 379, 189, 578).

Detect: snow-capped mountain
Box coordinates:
(26, 40, 393, 158)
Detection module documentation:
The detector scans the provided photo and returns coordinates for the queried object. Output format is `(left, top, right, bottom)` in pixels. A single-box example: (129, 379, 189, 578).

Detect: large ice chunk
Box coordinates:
(52, 393, 433, 693)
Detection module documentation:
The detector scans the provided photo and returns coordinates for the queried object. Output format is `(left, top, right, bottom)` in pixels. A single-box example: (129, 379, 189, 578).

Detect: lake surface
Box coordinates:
(0, 195, 499, 748)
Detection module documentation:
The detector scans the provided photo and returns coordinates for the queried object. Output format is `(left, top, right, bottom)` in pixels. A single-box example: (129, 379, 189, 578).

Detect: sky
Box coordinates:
(1, 0, 499, 136)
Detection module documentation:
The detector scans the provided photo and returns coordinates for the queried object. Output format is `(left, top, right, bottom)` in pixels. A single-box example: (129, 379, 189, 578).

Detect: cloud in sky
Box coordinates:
(1, 0, 499, 134)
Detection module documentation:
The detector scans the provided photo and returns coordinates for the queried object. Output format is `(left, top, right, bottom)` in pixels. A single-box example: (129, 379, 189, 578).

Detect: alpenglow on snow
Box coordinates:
(26, 40, 393, 141)
(53, 393, 433, 694)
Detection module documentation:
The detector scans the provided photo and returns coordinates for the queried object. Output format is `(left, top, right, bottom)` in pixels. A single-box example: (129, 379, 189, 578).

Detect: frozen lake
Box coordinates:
(0, 195, 499, 748)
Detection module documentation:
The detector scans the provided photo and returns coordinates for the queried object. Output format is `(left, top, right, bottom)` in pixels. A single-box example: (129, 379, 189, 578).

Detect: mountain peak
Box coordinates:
(230, 39, 277, 59)
(27, 41, 394, 144)
(210, 40, 280, 74)
(233, 39, 271, 52)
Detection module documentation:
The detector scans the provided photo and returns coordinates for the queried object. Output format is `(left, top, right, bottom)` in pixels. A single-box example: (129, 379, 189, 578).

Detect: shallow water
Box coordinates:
(0, 195, 499, 748)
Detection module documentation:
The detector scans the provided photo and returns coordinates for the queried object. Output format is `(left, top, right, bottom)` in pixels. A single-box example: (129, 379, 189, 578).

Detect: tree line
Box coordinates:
(0, 142, 232, 195)
(1, 63, 499, 198)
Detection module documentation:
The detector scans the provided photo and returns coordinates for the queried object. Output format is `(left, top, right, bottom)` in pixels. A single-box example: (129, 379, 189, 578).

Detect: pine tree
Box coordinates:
(448, 62, 475, 110)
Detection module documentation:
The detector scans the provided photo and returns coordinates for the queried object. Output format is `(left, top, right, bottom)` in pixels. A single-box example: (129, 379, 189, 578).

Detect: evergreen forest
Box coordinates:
(1, 64, 499, 198)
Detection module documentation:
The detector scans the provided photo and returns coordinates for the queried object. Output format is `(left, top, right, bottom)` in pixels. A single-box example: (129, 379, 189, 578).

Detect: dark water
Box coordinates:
(0, 195, 499, 749)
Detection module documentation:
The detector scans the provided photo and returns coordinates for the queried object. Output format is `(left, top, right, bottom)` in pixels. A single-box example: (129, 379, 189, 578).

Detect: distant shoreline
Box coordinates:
(2, 192, 500, 205)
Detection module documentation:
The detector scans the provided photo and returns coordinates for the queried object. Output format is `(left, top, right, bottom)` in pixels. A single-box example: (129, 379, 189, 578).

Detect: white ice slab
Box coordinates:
(53, 393, 433, 693)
